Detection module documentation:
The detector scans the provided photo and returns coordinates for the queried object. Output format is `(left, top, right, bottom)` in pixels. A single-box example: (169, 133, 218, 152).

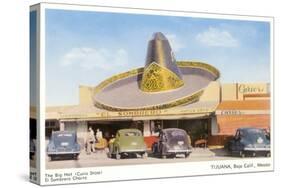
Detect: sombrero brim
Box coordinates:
(93, 61, 220, 111)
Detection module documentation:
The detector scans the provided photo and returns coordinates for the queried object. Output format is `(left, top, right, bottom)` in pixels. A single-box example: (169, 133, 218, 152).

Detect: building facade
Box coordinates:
(45, 82, 270, 148)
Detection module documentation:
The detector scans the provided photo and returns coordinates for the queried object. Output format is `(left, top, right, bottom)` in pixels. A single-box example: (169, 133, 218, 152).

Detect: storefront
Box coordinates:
(46, 99, 218, 147)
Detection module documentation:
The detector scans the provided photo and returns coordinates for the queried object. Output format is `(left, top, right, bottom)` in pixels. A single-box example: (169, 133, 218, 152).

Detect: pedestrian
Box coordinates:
(86, 127, 95, 154)
(96, 128, 103, 140)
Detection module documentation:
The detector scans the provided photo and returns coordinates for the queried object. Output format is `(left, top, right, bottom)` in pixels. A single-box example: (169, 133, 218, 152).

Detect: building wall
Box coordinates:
(199, 81, 220, 102)
(58, 82, 271, 147)
(210, 82, 270, 146)
(216, 114, 270, 135)
(221, 83, 237, 101)
(79, 85, 94, 105)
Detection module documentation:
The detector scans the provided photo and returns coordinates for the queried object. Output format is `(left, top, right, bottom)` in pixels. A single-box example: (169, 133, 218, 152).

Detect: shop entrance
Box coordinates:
(88, 120, 144, 141)
(153, 118, 211, 147)
(45, 120, 60, 138)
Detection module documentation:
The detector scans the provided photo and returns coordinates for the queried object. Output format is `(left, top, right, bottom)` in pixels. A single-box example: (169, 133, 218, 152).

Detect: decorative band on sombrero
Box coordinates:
(93, 32, 220, 111)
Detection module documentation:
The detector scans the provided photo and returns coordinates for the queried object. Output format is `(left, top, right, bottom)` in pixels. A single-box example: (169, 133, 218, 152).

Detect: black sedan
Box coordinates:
(152, 128, 192, 158)
(47, 131, 81, 160)
(226, 128, 270, 158)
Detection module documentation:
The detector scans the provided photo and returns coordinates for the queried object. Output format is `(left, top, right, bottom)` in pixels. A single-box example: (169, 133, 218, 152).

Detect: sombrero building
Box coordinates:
(44, 32, 270, 148)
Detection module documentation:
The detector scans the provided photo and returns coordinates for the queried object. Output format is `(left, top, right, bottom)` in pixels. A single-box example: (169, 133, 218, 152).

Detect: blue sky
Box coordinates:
(45, 9, 270, 106)
(30, 11, 37, 107)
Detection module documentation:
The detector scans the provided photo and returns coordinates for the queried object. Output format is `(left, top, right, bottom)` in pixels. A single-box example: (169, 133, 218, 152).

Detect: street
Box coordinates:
(46, 148, 242, 169)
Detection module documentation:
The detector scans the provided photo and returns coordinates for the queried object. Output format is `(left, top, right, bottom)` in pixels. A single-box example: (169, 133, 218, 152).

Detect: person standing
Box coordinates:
(86, 127, 95, 154)
(96, 128, 103, 140)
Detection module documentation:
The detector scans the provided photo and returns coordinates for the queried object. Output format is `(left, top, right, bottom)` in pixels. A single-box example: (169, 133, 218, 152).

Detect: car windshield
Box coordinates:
(52, 133, 75, 146)
(124, 132, 141, 137)
(166, 130, 187, 142)
(242, 129, 268, 143)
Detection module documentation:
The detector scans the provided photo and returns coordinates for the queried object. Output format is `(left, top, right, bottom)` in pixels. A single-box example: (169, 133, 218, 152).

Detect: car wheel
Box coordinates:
(115, 148, 121, 160)
(108, 152, 114, 158)
(142, 152, 148, 159)
(74, 155, 79, 160)
(228, 144, 233, 153)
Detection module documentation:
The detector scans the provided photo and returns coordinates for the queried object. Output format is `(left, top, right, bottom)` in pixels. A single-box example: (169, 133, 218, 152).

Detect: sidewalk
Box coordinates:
(77, 147, 228, 159)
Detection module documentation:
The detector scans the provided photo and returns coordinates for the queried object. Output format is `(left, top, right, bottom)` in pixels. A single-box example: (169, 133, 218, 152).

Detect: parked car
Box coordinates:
(47, 131, 81, 160)
(108, 129, 147, 159)
(226, 128, 270, 157)
(152, 128, 192, 158)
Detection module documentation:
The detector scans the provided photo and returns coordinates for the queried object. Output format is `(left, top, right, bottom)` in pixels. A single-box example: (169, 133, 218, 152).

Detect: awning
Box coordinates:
(215, 100, 270, 135)
(46, 101, 219, 121)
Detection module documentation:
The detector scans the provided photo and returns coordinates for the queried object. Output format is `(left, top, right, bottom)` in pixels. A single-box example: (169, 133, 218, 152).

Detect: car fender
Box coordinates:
(114, 143, 121, 154)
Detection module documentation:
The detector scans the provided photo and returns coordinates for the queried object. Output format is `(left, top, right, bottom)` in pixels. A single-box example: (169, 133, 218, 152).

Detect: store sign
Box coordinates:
(59, 107, 215, 120)
(238, 84, 267, 94)
(220, 110, 243, 115)
(216, 110, 270, 115)
(117, 110, 163, 117)
(95, 110, 164, 118)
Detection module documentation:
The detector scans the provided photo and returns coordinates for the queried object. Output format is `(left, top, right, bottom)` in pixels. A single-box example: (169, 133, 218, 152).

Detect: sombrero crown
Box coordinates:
(140, 32, 184, 92)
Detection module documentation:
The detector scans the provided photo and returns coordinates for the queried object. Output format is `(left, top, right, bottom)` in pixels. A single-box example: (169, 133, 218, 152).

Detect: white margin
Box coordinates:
(39, 3, 46, 185)
(36, 2, 274, 185)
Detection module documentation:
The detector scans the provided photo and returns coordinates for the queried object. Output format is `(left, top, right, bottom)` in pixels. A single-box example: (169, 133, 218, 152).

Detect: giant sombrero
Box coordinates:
(93, 32, 220, 111)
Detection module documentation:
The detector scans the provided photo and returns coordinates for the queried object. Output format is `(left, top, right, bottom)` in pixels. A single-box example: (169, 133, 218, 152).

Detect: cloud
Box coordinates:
(166, 34, 184, 52)
(196, 27, 239, 47)
(60, 47, 129, 70)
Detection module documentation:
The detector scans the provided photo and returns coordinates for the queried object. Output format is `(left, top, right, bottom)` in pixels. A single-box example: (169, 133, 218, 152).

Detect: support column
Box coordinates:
(76, 121, 88, 149)
(143, 120, 151, 136)
(211, 116, 218, 135)
(59, 120, 65, 131)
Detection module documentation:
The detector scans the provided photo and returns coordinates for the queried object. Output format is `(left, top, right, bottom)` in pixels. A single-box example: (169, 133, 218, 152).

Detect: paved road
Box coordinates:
(46, 148, 242, 169)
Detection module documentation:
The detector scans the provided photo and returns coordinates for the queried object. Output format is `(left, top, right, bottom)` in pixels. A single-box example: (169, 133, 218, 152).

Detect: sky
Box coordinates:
(45, 9, 270, 106)
(30, 10, 37, 107)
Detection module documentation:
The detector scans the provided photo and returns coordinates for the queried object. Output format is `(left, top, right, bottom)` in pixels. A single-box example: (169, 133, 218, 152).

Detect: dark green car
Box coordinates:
(108, 129, 147, 159)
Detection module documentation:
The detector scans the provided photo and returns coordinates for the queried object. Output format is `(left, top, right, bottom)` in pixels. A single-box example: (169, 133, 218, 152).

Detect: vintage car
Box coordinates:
(108, 129, 147, 159)
(47, 131, 81, 160)
(226, 128, 270, 157)
(152, 128, 192, 158)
